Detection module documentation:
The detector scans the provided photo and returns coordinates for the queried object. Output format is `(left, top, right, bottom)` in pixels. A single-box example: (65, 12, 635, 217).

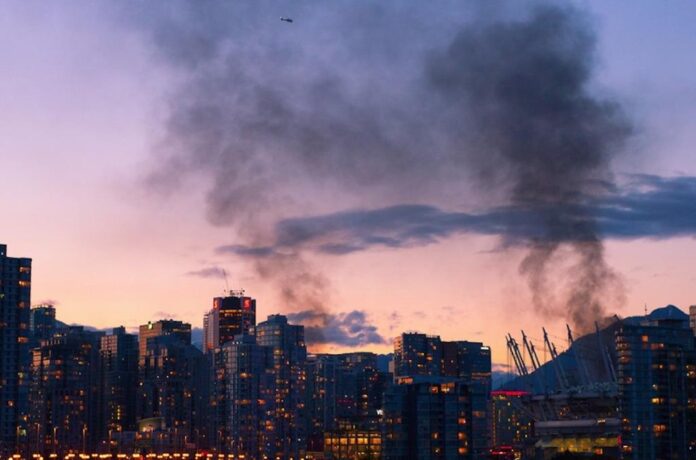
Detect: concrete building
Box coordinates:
(0, 244, 32, 455)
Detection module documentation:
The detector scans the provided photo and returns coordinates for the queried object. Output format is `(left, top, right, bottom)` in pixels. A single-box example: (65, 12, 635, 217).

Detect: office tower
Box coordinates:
(28, 326, 102, 454)
(137, 334, 208, 451)
(690, 305, 696, 336)
(99, 327, 138, 446)
(617, 305, 696, 459)
(203, 292, 256, 351)
(138, 319, 191, 364)
(217, 334, 272, 457)
(382, 378, 473, 460)
(0, 244, 31, 456)
(29, 304, 56, 345)
(255, 314, 308, 459)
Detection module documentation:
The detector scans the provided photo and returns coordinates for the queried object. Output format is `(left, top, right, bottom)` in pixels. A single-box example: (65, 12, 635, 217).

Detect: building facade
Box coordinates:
(617, 305, 696, 459)
(138, 319, 191, 365)
(137, 334, 208, 451)
(0, 244, 31, 455)
(28, 326, 102, 454)
(255, 314, 308, 459)
(203, 293, 256, 352)
(383, 378, 473, 460)
(99, 327, 139, 447)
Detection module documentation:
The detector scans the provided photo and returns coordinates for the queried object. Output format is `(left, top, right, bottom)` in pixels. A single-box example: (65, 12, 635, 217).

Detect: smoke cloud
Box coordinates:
(137, 2, 632, 333)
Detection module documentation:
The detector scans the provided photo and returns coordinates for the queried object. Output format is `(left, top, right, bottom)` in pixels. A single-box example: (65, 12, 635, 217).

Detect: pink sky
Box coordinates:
(2, 1, 696, 364)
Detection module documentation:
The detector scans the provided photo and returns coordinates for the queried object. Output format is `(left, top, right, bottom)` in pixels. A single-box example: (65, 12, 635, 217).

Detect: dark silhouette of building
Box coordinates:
(29, 304, 56, 346)
(382, 378, 473, 459)
(98, 327, 138, 447)
(0, 244, 31, 456)
(255, 314, 308, 459)
(137, 334, 208, 451)
(138, 319, 191, 365)
(393, 333, 491, 457)
(203, 292, 256, 352)
(617, 305, 696, 459)
(307, 352, 388, 451)
(218, 334, 272, 457)
(394, 333, 442, 378)
(489, 390, 532, 455)
(28, 326, 103, 454)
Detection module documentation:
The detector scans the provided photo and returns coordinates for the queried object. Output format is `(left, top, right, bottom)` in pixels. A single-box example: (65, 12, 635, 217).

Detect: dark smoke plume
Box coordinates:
(137, 2, 631, 333)
(427, 5, 631, 330)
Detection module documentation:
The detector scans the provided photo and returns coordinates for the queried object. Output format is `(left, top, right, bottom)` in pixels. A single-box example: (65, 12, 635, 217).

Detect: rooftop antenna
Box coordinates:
(223, 269, 230, 295)
(644, 303, 648, 316)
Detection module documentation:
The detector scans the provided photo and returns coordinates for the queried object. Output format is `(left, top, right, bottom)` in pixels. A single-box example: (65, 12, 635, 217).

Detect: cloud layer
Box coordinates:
(286, 310, 387, 347)
(222, 175, 696, 255)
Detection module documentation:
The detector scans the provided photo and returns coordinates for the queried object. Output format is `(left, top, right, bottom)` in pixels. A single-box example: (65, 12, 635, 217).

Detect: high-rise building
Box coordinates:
(255, 314, 308, 459)
(203, 292, 256, 352)
(617, 305, 696, 459)
(99, 327, 138, 446)
(382, 378, 473, 460)
(29, 304, 56, 345)
(393, 333, 442, 378)
(393, 333, 492, 457)
(138, 319, 191, 364)
(689, 304, 696, 336)
(0, 244, 31, 456)
(137, 334, 208, 451)
(28, 326, 103, 454)
(307, 352, 388, 450)
(217, 334, 272, 457)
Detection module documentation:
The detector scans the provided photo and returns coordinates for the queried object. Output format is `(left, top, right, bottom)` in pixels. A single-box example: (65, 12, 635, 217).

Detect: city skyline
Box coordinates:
(3, 1, 696, 363)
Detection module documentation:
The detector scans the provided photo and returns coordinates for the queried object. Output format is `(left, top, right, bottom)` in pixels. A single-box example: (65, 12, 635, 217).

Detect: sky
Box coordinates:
(2, 1, 696, 364)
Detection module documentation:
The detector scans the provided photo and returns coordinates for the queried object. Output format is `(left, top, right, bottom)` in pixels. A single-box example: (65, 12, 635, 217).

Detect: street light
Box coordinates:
(82, 424, 87, 453)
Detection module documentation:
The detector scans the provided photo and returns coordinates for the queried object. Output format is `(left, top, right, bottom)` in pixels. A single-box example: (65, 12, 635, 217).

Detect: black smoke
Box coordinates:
(136, 2, 633, 333)
(427, 5, 631, 330)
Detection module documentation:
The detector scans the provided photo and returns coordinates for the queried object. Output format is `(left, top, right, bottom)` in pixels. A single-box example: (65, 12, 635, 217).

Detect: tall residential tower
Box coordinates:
(0, 244, 31, 455)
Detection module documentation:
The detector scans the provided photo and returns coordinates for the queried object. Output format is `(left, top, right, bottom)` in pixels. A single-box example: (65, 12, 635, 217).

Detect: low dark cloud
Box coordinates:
(224, 175, 696, 257)
(185, 266, 227, 279)
(286, 310, 387, 348)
